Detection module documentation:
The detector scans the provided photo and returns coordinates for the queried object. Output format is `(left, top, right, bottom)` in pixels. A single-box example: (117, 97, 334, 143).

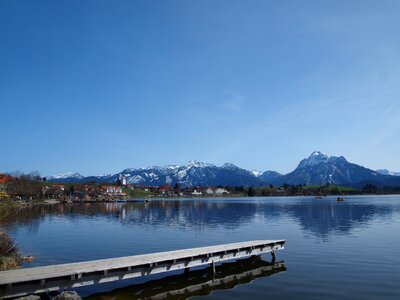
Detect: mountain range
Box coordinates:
(48, 151, 400, 188)
(375, 169, 400, 176)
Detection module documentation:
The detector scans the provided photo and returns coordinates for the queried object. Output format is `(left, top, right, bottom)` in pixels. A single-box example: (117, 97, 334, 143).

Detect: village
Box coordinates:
(0, 172, 365, 204)
(0, 173, 236, 202)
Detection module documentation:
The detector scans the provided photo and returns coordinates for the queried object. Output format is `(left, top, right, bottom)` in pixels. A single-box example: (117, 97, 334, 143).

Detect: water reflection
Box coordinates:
(0, 197, 398, 238)
(85, 256, 285, 300)
(2, 197, 400, 300)
(285, 201, 396, 238)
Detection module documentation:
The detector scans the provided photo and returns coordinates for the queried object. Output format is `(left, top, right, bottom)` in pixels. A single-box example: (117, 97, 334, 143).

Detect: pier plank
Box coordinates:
(0, 240, 284, 298)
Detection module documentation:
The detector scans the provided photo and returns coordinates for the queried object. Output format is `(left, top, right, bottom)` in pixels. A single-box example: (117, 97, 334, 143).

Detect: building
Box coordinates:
(215, 188, 230, 195)
(192, 189, 203, 196)
(0, 174, 14, 195)
(0, 173, 14, 184)
(102, 186, 123, 195)
(205, 188, 214, 195)
(158, 185, 174, 196)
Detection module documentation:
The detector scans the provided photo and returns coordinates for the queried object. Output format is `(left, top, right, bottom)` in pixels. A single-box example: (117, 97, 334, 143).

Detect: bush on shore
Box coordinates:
(0, 231, 22, 271)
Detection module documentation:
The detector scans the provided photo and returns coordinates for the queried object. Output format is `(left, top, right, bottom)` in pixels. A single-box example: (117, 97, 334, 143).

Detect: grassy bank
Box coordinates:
(122, 187, 153, 198)
(0, 231, 22, 271)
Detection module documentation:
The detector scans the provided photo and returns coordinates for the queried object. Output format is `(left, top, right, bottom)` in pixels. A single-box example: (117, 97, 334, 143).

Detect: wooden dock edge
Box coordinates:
(0, 239, 285, 298)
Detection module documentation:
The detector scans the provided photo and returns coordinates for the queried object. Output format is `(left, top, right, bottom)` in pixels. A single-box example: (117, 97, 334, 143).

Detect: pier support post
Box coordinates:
(271, 250, 276, 262)
(211, 260, 216, 275)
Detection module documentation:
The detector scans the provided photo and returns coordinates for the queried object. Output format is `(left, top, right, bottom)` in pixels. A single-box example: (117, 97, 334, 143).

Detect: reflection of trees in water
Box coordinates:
(0, 201, 265, 232)
(120, 201, 264, 231)
(0, 205, 49, 234)
(0, 199, 398, 238)
(0, 204, 122, 232)
(86, 256, 286, 300)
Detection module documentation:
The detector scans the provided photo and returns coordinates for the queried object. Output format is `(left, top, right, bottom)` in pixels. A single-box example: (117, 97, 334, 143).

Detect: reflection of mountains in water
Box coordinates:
(0, 199, 397, 237)
(119, 201, 264, 231)
(118, 200, 398, 237)
(286, 201, 396, 238)
(0, 201, 264, 231)
(86, 256, 285, 300)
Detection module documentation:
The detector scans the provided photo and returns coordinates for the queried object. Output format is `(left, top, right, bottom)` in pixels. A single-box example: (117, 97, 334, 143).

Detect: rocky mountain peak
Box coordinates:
(298, 151, 329, 168)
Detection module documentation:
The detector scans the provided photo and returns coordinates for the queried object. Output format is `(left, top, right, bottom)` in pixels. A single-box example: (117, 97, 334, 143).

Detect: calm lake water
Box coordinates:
(1, 195, 400, 299)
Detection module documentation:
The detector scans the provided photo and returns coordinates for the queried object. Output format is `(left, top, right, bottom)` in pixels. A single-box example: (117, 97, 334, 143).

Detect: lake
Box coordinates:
(1, 195, 400, 299)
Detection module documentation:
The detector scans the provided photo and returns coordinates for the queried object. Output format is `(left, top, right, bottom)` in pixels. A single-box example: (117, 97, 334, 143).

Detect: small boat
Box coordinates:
(314, 196, 322, 199)
(336, 197, 345, 202)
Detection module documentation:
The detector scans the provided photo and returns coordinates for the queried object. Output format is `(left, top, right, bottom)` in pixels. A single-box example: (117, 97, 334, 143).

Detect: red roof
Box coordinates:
(0, 174, 14, 184)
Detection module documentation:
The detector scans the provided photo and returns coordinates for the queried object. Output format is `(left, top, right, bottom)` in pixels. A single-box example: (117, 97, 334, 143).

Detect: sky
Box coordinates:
(1, 0, 400, 176)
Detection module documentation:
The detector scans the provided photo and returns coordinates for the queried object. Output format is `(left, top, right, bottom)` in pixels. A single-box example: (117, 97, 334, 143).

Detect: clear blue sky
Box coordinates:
(1, 0, 400, 176)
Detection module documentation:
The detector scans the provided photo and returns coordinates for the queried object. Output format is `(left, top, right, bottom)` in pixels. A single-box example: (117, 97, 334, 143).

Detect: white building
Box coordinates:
(192, 189, 203, 196)
(206, 188, 214, 195)
(215, 188, 230, 195)
(104, 186, 123, 194)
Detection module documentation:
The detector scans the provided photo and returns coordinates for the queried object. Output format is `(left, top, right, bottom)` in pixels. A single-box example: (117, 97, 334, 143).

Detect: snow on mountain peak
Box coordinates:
(186, 161, 213, 168)
(298, 151, 329, 168)
(122, 168, 137, 173)
(165, 165, 180, 170)
(50, 172, 84, 179)
(251, 169, 263, 177)
(222, 162, 239, 169)
(309, 151, 327, 158)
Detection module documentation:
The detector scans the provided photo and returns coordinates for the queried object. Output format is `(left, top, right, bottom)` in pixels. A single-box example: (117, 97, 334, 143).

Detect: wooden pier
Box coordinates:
(86, 256, 286, 300)
(0, 239, 285, 298)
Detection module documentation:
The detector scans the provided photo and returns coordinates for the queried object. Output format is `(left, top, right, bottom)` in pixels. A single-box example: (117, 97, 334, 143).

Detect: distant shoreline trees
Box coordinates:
(1, 171, 400, 201)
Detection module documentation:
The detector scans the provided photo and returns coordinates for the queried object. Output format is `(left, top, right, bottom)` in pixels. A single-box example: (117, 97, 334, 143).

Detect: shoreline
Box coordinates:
(1, 193, 400, 208)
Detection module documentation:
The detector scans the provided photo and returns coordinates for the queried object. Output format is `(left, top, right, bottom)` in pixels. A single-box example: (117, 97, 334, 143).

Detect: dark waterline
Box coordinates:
(1, 195, 400, 299)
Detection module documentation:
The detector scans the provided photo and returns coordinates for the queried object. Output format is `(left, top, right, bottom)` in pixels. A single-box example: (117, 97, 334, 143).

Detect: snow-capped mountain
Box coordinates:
(48, 153, 400, 188)
(49, 161, 260, 187)
(115, 161, 259, 187)
(48, 172, 84, 181)
(251, 170, 263, 177)
(272, 151, 398, 187)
